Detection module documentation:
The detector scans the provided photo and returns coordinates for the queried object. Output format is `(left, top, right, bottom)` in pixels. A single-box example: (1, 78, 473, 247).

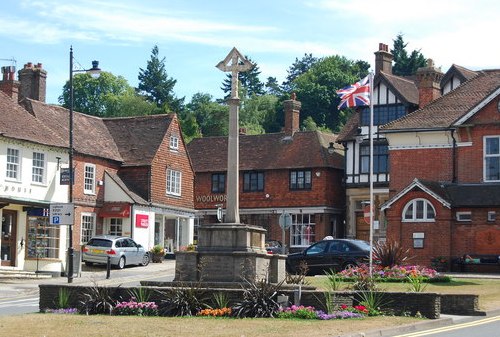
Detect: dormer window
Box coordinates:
(170, 135, 179, 151)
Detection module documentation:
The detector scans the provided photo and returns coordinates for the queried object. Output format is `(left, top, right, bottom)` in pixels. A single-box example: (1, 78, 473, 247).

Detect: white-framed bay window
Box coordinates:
(290, 213, 316, 248)
(166, 168, 181, 196)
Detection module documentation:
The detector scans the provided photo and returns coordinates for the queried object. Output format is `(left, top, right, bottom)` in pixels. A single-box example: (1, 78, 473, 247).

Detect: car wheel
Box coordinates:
(84, 261, 93, 267)
(117, 256, 126, 269)
(343, 262, 357, 270)
(141, 253, 150, 266)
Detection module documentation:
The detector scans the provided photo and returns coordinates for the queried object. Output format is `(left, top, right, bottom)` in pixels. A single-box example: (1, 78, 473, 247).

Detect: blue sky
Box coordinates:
(2, 0, 499, 105)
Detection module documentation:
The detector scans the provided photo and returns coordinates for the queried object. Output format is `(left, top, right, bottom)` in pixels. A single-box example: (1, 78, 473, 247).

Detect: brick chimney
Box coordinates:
(283, 93, 301, 136)
(416, 59, 443, 108)
(0, 66, 19, 100)
(18, 62, 47, 102)
(374, 43, 393, 74)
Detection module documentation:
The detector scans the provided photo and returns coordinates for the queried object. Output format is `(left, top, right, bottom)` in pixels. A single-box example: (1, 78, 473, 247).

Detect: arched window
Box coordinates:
(402, 198, 436, 222)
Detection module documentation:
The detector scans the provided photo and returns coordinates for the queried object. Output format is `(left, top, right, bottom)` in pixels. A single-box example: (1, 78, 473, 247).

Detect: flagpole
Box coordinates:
(368, 71, 374, 277)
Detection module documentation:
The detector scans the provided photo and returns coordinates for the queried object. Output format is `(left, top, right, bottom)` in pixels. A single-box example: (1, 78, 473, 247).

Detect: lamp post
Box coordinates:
(67, 46, 100, 283)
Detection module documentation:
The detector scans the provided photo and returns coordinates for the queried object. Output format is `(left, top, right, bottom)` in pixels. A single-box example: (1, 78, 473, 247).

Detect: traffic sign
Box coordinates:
(363, 205, 372, 225)
(279, 212, 292, 230)
(50, 203, 74, 225)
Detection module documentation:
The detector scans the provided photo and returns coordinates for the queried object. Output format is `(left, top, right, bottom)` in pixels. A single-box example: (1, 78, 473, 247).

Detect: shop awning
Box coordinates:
(99, 203, 131, 218)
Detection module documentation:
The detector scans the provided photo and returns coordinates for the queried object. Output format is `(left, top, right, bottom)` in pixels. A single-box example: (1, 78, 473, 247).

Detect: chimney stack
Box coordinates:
(283, 93, 301, 137)
(0, 66, 20, 100)
(416, 59, 443, 108)
(18, 62, 47, 102)
(374, 43, 393, 74)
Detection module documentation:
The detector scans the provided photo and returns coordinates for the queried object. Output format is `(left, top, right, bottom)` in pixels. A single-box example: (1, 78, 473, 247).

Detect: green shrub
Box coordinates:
(231, 279, 284, 318)
(373, 240, 413, 268)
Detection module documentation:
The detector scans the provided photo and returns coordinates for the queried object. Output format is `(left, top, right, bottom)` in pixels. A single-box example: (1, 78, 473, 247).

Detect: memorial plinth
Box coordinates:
(175, 223, 285, 283)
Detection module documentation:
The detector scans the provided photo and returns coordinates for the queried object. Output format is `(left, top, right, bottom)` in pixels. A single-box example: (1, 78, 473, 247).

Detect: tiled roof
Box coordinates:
(0, 92, 66, 148)
(381, 69, 500, 131)
(22, 99, 123, 162)
(378, 72, 419, 105)
(103, 114, 174, 166)
(105, 171, 148, 205)
(421, 180, 500, 207)
(441, 64, 478, 86)
(337, 72, 418, 142)
(336, 110, 360, 142)
(187, 131, 343, 173)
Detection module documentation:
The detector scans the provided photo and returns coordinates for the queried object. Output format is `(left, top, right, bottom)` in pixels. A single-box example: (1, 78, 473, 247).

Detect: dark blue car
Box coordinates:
(286, 239, 370, 275)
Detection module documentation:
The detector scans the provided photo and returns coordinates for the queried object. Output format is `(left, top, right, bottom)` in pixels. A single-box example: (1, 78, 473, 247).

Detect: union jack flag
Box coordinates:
(336, 75, 371, 110)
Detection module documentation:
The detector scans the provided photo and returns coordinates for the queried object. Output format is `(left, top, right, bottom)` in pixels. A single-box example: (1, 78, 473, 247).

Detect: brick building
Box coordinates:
(0, 62, 195, 273)
(187, 97, 345, 252)
(380, 68, 500, 268)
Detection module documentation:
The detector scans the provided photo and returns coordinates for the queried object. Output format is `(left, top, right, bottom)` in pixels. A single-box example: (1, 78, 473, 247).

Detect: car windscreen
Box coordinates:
(353, 240, 371, 250)
(86, 239, 112, 248)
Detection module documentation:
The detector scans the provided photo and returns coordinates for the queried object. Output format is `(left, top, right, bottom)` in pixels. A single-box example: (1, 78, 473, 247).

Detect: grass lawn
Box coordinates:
(307, 276, 500, 311)
(2, 276, 498, 337)
(0, 314, 422, 337)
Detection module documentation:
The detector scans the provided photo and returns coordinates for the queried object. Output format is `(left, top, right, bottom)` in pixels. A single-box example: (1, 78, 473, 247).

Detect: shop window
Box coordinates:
(290, 213, 315, 247)
(81, 213, 96, 244)
(402, 198, 435, 222)
(27, 216, 60, 259)
(109, 218, 123, 236)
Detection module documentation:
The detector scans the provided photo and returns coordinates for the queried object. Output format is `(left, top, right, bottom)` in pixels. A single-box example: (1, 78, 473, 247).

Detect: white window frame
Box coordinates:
(484, 136, 500, 182)
(402, 198, 436, 222)
(488, 211, 496, 222)
(6, 147, 21, 181)
(169, 135, 179, 151)
(456, 211, 472, 222)
(84, 163, 96, 195)
(290, 213, 316, 248)
(32, 151, 46, 184)
(81, 213, 96, 244)
(166, 168, 181, 196)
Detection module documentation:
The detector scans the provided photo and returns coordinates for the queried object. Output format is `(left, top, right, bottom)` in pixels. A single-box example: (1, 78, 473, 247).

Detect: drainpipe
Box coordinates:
(451, 129, 457, 183)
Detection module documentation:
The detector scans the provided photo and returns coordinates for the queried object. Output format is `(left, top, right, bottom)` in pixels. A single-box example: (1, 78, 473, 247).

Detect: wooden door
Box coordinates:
(355, 211, 370, 241)
(1, 210, 17, 266)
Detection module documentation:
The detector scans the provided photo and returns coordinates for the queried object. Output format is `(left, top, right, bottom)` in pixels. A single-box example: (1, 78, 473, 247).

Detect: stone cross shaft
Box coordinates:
(216, 48, 253, 223)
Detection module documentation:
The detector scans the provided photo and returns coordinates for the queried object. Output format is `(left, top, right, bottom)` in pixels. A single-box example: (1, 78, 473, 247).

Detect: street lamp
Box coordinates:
(67, 46, 101, 283)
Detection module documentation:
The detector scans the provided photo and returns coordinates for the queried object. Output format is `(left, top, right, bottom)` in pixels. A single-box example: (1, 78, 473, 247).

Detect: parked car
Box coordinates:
(265, 240, 286, 254)
(286, 239, 370, 275)
(82, 235, 150, 269)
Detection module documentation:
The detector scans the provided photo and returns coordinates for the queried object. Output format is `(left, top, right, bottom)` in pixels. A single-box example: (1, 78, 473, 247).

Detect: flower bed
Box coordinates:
(276, 305, 366, 320)
(339, 264, 450, 282)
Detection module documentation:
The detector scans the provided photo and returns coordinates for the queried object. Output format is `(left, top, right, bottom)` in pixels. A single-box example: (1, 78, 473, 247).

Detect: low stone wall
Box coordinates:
(440, 294, 481, 316)
(39, 283, 456, 319)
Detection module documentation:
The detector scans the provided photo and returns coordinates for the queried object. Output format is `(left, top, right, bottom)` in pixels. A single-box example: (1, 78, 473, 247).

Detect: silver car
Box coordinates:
(82, 235, 150, 269)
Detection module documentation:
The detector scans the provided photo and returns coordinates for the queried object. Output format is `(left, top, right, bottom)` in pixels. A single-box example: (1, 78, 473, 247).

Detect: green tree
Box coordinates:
(283, 53, 319, 91)
(292, 56, 370, 132)
(137, 45, 184, 112)
(185, 93, 229, 137)
(222, 56, 264, 97)
(59, 72, 134, 117)
(264, 77, 282, 96)
(240, 94, 279, 135)
(391, 34, 427, 76)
